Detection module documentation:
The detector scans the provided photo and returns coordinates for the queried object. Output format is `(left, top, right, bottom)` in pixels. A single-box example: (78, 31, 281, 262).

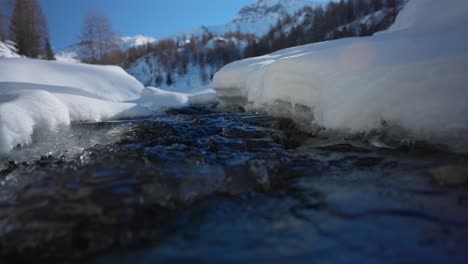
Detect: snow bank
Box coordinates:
(0, 58, 144, 101)
(0, 58, 154, 154)
(213, 0, 468, 153)
(134, 86, 218, 110)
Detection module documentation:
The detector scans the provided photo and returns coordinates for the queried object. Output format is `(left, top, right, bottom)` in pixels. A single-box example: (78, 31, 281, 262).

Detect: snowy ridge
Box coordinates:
(224, 0, 318, 36)
(213, 0, 468, 153)
(179, 0, 318, 38)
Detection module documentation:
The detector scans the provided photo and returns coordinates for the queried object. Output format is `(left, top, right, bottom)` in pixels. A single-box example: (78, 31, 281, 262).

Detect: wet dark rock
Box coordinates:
(121, 121, 179, 143)
(431, 165, 468, 187)
(354, 157, 383, 167)
(317, 143, 371, 153)
(0, 161, 20, 176)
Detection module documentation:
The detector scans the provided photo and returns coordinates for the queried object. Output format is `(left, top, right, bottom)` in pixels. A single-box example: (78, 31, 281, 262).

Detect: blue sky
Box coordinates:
(37, 0, 256, 49)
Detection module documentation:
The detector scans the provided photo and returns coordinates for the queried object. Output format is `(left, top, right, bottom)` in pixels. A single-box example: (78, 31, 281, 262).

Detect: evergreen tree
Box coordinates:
(0, 8, 4, 40)
(166, 72, 173, 86)
(9, 0, 50, 58)
(309, 6, 326, 43)
(354, 0, 369, 17)
(44, 38, 55, 60)
(200, 65, 209, 85)
(385, 0, 398, 8)
(155, 71, 163, 87)
(371, 0, 383, 12)
(345, 0, 356, 22)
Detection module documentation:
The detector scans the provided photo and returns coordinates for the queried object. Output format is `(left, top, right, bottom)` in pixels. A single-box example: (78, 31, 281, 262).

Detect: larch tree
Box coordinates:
(0, 8, 4, 40)
(44, 38, 55, 60)
(9, 0, 50, 58)
(371, 0, 383, 12)
(78, 10, 118, 63)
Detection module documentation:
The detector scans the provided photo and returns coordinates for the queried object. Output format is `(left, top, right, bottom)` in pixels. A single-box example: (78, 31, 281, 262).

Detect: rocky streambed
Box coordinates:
(0, 107, 467, 263)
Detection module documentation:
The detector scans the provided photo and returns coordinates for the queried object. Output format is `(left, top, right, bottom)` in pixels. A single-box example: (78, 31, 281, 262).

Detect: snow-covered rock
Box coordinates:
(0, 58, 153, 154)
(213, 0, 468, 153)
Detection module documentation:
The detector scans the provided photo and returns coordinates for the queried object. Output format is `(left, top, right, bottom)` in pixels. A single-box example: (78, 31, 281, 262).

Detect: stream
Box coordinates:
(1, 107, 467, 263)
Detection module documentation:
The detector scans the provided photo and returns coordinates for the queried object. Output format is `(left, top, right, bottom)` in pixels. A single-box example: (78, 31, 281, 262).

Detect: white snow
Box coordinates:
(213, 0, 468, 153)
(0, 58, 153, 154)
(0, 58, 144, 101)
(54, 50, 80, 63)
(120, 35, 157, 50)
(0, 41, 21, 58)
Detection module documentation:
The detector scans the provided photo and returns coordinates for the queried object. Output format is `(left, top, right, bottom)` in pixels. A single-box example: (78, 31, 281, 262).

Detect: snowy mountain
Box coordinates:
(224, 0, 319, 35)
(181, 0, 320, 37)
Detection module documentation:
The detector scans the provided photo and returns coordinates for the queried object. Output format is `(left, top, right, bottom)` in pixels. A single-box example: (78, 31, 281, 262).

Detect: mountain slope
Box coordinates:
(181, 0, 320, 38)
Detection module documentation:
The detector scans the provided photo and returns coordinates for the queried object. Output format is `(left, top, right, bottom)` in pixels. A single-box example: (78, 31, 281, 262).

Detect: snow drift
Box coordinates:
(213, 0, 468, 153)
(0, 58, 153, 154)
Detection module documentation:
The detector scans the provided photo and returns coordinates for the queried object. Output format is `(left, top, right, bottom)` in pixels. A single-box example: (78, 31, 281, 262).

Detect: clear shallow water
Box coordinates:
(1, 108, 467, 263)
(0, 121, 133, 171)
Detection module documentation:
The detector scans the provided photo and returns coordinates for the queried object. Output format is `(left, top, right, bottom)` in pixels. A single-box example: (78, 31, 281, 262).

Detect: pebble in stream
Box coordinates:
(0, 107, 467, 263)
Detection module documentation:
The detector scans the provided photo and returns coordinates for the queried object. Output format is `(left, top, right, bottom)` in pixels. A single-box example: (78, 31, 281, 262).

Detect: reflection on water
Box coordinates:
(0, 108, 467, 263)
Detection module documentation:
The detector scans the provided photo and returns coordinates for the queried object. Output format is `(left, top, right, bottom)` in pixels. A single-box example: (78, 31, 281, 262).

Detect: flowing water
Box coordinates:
(1, 107, 467, 263)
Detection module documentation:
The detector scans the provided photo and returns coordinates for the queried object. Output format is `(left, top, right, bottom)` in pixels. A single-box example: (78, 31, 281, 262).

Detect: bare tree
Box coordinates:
(9, 0, 50, 57)
(78, 9, 118, 63)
